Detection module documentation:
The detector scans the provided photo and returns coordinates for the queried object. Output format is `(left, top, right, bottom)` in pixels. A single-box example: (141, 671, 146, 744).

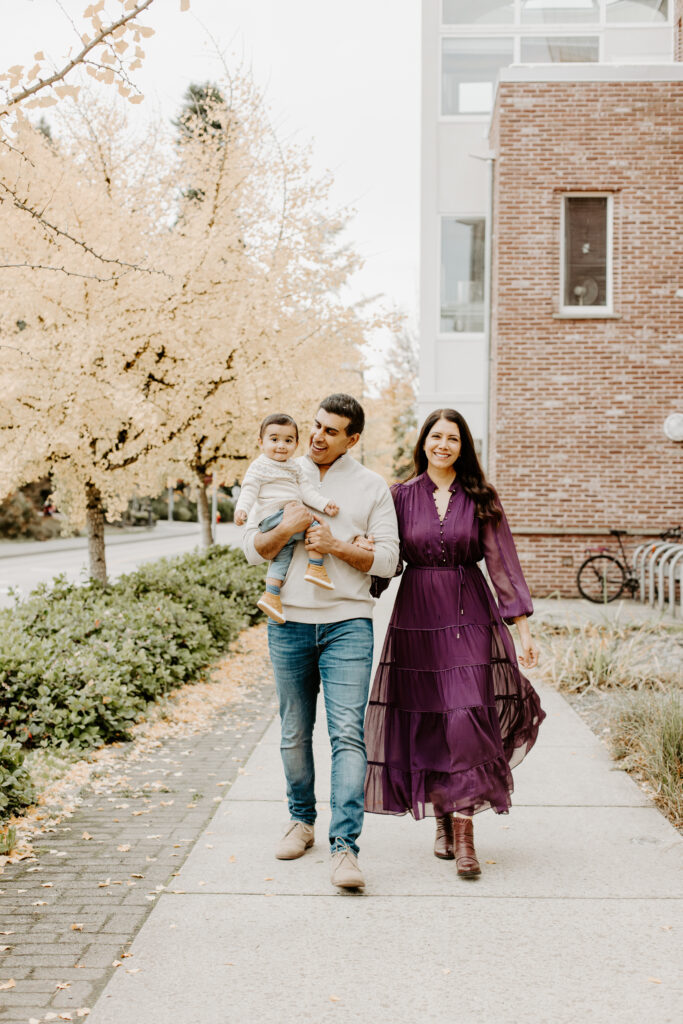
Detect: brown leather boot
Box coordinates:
(433, 814, 455, 860)
(453, 816, 481, 878)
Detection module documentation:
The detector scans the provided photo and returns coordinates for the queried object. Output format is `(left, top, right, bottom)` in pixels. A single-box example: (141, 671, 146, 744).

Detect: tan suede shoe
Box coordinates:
(275, 821, 314, 860)
(303, 562, 335, 590)
(257, 590, 286, 624)
(330, 845, 365, 889)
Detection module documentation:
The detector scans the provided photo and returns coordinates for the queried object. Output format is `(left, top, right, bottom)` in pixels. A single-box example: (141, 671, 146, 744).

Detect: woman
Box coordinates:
(364, 409, 545, 877)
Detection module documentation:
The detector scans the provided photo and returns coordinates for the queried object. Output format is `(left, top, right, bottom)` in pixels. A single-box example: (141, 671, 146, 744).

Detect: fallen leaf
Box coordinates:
(117, 844, 131, 852)
(264, 876, 273, 881)
(485, 860, 496, 865)
(56, 981, 71, 989)
(0, 931, 14, 935)
(0, 978, 16, 990)
(647, 977, 662, 984)
(59, 1014, 73, 1021)
(442, 968, 451, 974)
(32, 900, 48, 906)
(0, 945, 9, 952)
(42, 882, 54, 888)
(82, 832, 93, 841)
(126, 968, 141, 974)
(330, 995, 341, 1002)
(121, 952, 133, 959)
(131, 873, 144, 879)
(229, 855, 236, 863)
(112, 960, 122, 968)
(661, 925, 672, 931)
(98, 878, 110, 888)
(146, 834, 162, 840)
(71, 924, 84, 931)
(76, 1010, 91, 1018)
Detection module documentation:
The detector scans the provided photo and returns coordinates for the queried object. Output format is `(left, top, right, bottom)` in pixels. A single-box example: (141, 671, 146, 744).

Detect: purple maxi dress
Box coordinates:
(364, 472, 546, 819)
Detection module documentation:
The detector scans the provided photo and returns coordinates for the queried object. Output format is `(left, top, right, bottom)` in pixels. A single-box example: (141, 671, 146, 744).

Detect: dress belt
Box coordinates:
(405, 563, 469, 637)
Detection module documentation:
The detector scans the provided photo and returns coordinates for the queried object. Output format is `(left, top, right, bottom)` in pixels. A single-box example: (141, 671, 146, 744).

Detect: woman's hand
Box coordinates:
(352, 533, 375, 552)
(234, 510, 247, 526)
(512, 615, 540, 669)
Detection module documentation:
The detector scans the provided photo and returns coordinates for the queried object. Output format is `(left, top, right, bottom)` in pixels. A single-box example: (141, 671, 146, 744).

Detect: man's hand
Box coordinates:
(234, 509, 247, 526)
(253, 501, 314, 561)
(281, 501, 315, 534)
(305, 518, 336, 554)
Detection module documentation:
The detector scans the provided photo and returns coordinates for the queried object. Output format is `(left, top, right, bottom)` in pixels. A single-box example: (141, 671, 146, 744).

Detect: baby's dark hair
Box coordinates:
(259, 413, 299, 441)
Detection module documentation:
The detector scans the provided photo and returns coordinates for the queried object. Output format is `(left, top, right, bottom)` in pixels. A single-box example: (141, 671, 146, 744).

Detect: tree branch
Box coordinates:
(3, 0, 157, 112)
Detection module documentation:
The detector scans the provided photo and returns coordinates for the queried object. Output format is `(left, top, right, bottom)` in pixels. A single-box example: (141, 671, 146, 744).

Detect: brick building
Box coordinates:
(487, 67, 683, 594)
(419, 2, 683, 595)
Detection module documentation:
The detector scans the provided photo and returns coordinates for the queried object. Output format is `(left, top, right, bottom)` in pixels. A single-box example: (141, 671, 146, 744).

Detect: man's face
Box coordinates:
(308, 407, 359, 466)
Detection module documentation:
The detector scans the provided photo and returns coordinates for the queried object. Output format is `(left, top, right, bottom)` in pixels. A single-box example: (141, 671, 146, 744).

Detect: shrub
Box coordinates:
(609, 692, 683, 828)
(0, 732, 36, 817)
(0, 546, 265, 818)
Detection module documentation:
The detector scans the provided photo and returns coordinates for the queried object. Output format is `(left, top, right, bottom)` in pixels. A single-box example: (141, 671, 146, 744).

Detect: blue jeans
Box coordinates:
(259, 509, 316, 582)
(267, 618, 374, 855)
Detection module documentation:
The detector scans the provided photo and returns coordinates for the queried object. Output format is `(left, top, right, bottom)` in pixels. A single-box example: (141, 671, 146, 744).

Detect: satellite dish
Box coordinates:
(573, 277, 599, 305)
(663, 413, 683, 442)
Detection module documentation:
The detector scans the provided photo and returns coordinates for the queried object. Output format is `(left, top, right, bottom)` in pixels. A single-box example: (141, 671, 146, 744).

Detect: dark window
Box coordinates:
(564, 196, 609, 308)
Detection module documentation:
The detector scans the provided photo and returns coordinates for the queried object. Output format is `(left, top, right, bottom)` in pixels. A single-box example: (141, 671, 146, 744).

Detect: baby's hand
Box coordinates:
(324, 501, 339, 517)
(234, 510, 247, 526)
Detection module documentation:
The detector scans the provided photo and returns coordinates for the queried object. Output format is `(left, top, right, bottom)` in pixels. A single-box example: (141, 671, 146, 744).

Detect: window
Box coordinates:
(605, 0, 668, 22)
(562, 196, 612, 311)
(442, 0, 515, 24)
(441, 217, 486, 333)
(441, 38, 514, 115)
(521, 0, 600, 23)
(521, 35, 600, 60)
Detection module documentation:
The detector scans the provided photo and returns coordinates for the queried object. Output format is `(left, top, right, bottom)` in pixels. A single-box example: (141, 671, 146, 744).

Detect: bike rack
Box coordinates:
(646, 543, 680, 607)
(665, 547, 683, 618)
(657, 545, 683, 612)
(632, 543, 651, 600)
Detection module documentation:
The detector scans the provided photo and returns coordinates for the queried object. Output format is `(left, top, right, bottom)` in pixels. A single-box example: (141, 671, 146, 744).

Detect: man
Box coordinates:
(242, 394, 399, 889)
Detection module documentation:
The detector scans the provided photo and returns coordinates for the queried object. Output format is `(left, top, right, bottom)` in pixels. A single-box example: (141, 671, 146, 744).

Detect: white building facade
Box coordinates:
(419, 0, 676, 460)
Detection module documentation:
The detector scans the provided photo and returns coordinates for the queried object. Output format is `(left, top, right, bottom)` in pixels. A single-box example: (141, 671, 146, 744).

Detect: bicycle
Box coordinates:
(576, 526, 682, 603)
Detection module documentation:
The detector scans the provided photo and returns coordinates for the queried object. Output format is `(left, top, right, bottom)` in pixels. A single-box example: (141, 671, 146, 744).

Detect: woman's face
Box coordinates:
(423, 417, 461, 472)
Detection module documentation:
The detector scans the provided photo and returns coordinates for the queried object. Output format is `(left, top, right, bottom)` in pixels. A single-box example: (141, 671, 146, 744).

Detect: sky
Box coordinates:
(3, 0, 421, 364)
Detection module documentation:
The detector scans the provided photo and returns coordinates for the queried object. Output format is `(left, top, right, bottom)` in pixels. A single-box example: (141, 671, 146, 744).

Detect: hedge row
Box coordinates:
(0, 546, 265, 819)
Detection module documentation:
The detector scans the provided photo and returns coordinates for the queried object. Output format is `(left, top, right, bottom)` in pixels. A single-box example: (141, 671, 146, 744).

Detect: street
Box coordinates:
(0, 521, 243, 608)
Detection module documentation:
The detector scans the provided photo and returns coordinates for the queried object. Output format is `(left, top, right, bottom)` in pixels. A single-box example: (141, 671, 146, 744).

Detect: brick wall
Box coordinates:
(488, 80, 683, 596)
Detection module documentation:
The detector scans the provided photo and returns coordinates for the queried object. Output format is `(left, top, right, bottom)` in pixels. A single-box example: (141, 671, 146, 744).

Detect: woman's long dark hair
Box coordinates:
(406, 409, 502, 523)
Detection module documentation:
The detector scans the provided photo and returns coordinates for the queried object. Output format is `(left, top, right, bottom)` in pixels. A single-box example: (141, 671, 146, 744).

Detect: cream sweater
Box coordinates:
(234, 454, 329, 524)
(241, 454, 399, 623)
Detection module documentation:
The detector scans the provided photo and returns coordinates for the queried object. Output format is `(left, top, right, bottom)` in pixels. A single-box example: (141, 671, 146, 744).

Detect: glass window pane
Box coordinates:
(521, 35, 600, 60)
(564, 198, 608, 308)
(442, 0, 515, 24)
(521, 1, 599, 24)
(441, 37, 514, 115)
(606, 1, 668, 23)
(441, 217, 486, 332)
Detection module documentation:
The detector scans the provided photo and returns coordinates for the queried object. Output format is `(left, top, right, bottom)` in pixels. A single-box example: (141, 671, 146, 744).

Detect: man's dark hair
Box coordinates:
(319, 393, 365, 436)
(259, 413, 299, 441)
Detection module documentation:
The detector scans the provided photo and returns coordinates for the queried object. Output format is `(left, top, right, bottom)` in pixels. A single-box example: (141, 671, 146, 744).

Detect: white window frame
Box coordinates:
(559, 192, 614, 316)
(440, 1, 674, 27)
(438, 2, 674, 119)
(438, 212, 488, 339)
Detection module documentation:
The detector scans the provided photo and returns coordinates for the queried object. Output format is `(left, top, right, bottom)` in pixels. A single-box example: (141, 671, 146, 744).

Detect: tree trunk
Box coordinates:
(85, 482, 107, 584)
(195, 470, 214, 548)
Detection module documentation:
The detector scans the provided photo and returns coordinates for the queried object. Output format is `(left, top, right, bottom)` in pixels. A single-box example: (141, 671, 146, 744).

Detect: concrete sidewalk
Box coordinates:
(87, 594, 683, 1024)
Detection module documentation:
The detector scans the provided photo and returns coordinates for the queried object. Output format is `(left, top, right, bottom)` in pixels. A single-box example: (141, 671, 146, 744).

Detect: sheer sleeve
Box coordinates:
(480, 502, 533, 624)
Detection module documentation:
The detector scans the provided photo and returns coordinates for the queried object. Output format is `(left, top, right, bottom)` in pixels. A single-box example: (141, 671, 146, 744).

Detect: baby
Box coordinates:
(234, 413, 339, 624)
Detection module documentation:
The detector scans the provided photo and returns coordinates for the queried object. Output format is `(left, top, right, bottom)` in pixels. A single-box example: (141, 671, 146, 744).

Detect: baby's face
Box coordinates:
(259, 424, 298, 462)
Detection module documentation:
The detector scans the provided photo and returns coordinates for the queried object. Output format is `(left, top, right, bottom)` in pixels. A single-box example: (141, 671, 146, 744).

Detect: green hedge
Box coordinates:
(0, 546, 265, 819)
